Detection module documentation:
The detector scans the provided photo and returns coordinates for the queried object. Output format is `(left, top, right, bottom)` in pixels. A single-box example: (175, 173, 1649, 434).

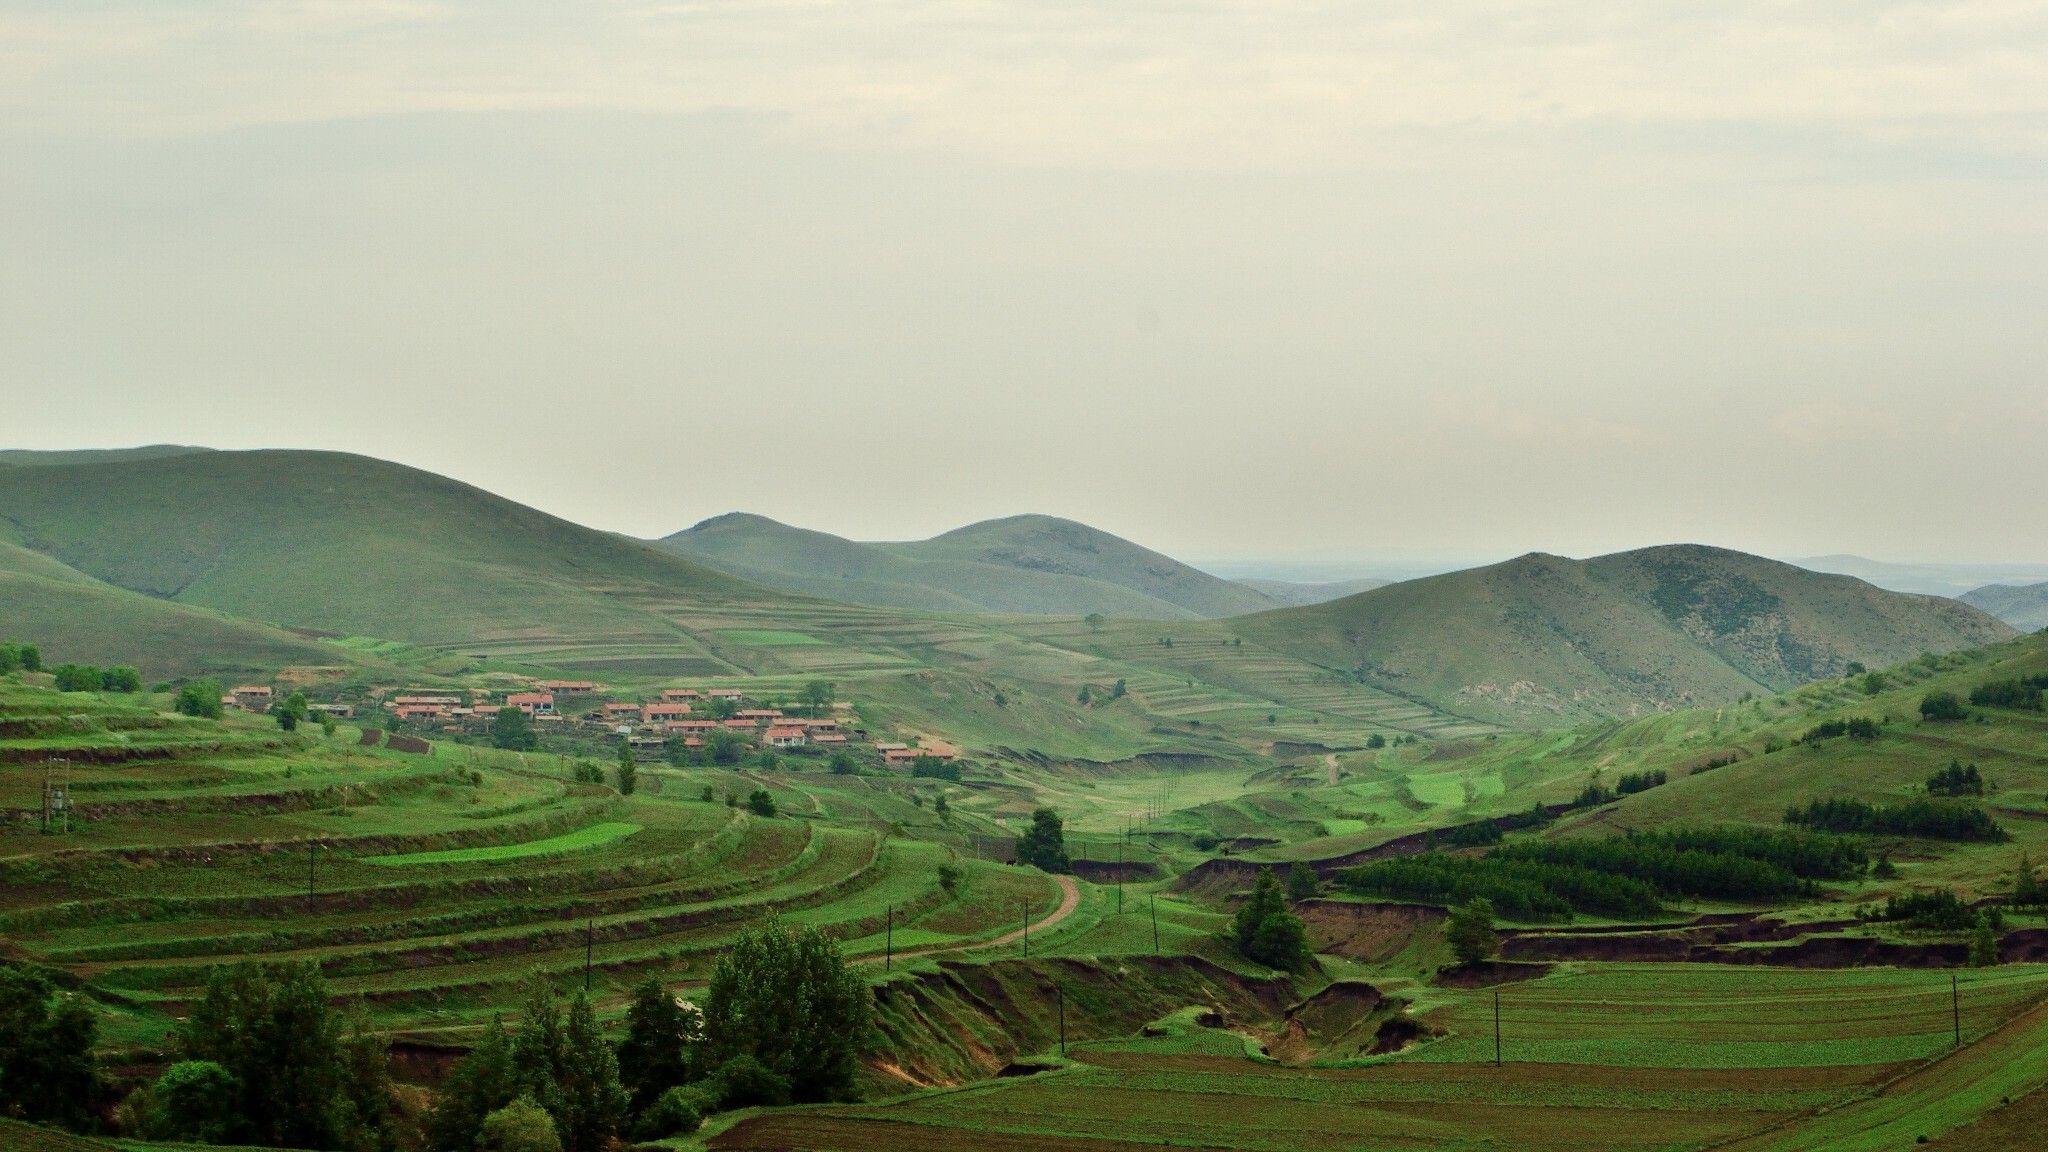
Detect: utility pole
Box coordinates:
(585, 919, 594, 991)
(1021, 901, 1030, 958)
(1953, 973, 1961, 1048)
(885, 905, 894, 972)
(1150, 895, 1160, 955)
(1494, 990, 1502, 1066)
(1116, 833, 1124, 915)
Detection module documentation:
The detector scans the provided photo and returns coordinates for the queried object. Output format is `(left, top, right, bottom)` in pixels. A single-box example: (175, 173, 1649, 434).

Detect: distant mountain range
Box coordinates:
(0, 447, 2019, 726)
(1237, 544, 2017, 727)
(1960, 582, 2048, 633)
(658, 512, 1281, 620)
(1790, 554, 2048, 599)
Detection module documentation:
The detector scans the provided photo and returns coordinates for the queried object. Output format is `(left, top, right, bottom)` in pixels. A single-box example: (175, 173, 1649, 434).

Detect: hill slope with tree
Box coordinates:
(1236, 544, 2016, 726)
(661, 512, 1279, 620)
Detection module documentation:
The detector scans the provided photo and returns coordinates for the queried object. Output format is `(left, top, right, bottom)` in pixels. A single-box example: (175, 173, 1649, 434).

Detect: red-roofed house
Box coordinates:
(666, 719, 718, 732)
(506, 692, 555, 716)
(602, 702, 642, 719)
(738, 708, 784, 720)
(660, 688, 702, 703)
(874, 742, 909, 754)
(537, 680, 601, 695)
(765, 726, 807, 748)
(722, 718, 758, 731)
(813, 732, 847, 745)
(643, 703, 693, 722)
(708, 689, 745, 700)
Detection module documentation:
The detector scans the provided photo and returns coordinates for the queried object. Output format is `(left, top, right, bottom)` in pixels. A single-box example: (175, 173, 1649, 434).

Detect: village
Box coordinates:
(219, 678, 959, 766)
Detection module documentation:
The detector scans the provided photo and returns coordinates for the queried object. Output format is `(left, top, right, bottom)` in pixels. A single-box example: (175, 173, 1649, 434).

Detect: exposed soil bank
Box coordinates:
(866, 954, 1294, 1092)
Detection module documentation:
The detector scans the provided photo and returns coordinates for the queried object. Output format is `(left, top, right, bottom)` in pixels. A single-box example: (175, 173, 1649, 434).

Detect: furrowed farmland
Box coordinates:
(7, 601, 2048, 1150)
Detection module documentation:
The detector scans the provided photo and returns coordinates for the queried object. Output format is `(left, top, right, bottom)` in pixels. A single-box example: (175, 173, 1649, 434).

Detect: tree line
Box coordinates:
(7, 918, 871, 1150)
(1336, 825, 1866, 921)
(1784, 797, 2007, 842)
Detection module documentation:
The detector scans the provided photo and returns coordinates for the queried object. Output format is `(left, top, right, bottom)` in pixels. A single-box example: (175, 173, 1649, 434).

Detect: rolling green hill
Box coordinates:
(660, 512, 1280, 620)
(1237, 544, 2017, 727)
(0, 538, 347, 680)
(0, 449, 772, 647)
(1962, 582, 2048, 632)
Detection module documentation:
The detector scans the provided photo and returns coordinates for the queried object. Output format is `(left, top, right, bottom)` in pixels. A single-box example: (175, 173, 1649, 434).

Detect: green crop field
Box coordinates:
(362, 821, 644, 865)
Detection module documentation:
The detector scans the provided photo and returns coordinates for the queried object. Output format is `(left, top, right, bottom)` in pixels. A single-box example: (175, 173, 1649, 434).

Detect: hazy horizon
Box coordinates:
(5, 3, 2044, 563)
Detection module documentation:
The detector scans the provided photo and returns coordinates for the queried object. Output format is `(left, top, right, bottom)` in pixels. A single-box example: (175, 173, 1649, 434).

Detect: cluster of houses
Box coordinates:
(221, 676, 963, 767)
(344, 679, 959, 763)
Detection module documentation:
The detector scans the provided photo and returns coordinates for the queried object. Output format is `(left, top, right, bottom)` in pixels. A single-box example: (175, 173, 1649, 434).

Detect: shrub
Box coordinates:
(146, 1061, 240, 1143)
(99, 666, 142, 692)
(1926, 760, 1984, 797)
(0, 642, 44, 673)
(1615, 769, 1667, 795)
(1286, 861, 1321, 901)
(1971, 680, 2044, 712)
(1016, 808, 1070, 873)
(910, 755, 960, 781)
(632, 1085, 703, 1140)
(478, 1096, 561, 1152)
(936, 863, 962, 893)
(1443, 897, 1499, 965)
(51, 664, 102, 692)
(491, 707, 539, 751)
(1232, 869, 1313, 971)
(1799, 717, 1881, 744)
(746, 789, 777, 817)
(176, 679, 225, 719)
(828, 750, 858, 775)
(1874, 889, 1977, 932)
(1920, 692, 1968, 722)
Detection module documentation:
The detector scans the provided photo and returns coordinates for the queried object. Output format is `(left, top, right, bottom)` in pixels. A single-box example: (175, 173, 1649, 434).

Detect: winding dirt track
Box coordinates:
(862, 874, 1082, 966)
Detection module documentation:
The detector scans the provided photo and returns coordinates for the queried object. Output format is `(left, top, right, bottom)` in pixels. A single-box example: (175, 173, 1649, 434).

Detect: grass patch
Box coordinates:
(362, 821, 642, 866)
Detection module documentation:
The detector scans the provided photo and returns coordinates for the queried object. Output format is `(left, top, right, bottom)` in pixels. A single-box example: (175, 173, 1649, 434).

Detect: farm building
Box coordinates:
(642, 703, 693, 722)
(537, 680, 602, 694)
(765, 726, 807, 748)
(230, 685, 274, 712)
(738, 708, 784, 720)
(602, 702, 642, 719)
(505, 692, 555, 716)
(660, 688, 701, 703)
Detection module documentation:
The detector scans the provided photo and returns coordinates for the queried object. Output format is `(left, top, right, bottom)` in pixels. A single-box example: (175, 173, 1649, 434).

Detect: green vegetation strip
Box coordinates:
(717, 629, 825, 646)
(362, 822, 641, 866)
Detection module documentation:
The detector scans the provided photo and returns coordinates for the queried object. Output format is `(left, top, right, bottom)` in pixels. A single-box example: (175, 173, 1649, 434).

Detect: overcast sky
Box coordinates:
(3, 1, 2045, 566)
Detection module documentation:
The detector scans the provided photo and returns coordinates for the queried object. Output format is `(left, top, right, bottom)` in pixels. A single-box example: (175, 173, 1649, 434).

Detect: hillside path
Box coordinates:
(864, 874, 1082, 966)
(1326, 754, 1340, 786)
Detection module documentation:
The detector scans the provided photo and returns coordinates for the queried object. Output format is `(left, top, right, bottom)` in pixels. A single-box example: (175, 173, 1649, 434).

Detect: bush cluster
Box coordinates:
(1926, 760, 1984, 797)
(1338, 826, 1863, 921)
(1970, 679, 2044, 712)
(0, 641, 45, 673)
(1784, 797, 2007, 842)
(1798, 716, 1882, 744)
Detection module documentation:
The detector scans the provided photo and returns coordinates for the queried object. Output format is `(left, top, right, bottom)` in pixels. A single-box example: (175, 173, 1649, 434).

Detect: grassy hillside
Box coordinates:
(1963, 582, 2048, 632)
(1238, 544, 2016, 727)
(0, 449, 773, 646)
(0, 540, 348, 680)
(0, 445, 212, 467)
(662, 512, 1279, 620)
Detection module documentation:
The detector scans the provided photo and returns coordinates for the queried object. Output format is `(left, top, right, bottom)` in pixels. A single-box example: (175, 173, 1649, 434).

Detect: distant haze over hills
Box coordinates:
(1960, 583, 2048, 633)
(1237, 544, 2017, 728)
(660, 512, 1279, 620)
(1788, 555, 2048, 599)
